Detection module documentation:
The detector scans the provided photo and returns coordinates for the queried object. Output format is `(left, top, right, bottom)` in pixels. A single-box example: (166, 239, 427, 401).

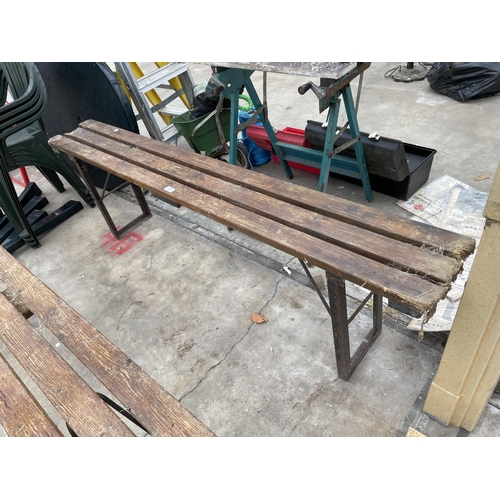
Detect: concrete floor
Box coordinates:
(1, 62, 500, 437)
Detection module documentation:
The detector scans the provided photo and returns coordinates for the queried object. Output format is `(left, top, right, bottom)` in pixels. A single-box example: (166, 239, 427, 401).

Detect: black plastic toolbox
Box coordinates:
(304, 121, 437, 200)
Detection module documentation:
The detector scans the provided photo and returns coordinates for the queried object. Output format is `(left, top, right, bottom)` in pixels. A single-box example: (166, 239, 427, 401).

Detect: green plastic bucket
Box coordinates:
(172, 109, 231, 156)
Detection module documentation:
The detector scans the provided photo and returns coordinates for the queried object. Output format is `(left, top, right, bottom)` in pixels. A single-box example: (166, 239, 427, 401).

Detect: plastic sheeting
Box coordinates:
(427, 62, 500, 102)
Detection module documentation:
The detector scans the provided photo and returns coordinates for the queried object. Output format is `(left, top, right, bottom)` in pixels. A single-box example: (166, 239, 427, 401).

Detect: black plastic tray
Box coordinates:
(369, 143, 437, 200)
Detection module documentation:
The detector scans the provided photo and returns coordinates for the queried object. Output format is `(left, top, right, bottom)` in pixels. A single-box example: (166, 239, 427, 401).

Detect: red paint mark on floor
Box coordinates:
(101, 230, 143, 256)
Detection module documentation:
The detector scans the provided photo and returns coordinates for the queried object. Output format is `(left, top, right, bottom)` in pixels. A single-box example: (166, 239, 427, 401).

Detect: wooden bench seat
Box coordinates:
(48, 120, 476, 380)
(0, 246, 215, 437)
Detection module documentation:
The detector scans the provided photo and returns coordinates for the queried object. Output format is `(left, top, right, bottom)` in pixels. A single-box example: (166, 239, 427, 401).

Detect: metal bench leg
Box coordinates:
(326, 272, 383, 381)
(72, 156, 152, 240)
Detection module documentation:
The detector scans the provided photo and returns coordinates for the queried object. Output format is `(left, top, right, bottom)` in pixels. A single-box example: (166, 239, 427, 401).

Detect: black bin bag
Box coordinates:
(426, 62, 500, 102)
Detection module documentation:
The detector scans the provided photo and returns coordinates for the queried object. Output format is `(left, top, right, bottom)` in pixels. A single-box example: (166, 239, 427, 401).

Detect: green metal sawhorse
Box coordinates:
(207, 62, 373, 201)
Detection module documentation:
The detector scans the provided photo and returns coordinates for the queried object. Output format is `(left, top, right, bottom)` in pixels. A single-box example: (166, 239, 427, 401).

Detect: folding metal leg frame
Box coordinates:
(300, 260, 383, 381)
(315, 83, 372, 200)
(210, 67, 294, 180)
(71, 157, 151, 241)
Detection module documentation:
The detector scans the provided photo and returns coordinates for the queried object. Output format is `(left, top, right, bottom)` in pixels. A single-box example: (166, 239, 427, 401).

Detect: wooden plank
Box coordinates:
(63, 128, 462, 284)
(73, 120, 476, 260)
(0, 247, 215, 437)
(0, 294, 135, 437)
(0, 353, 63, 437)
(46, 136, 449, 313)
(1, 288, 32, 319)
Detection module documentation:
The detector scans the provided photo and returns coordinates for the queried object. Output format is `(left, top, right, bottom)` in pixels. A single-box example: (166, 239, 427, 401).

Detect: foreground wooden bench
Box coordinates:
(48, 120, 476, 381)
(0, 246, 215, 437)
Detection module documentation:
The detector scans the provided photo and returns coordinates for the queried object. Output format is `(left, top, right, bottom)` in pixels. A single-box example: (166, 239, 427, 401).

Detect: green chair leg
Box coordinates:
(0, 161, 40, 248)
(9, 134, 95, 207)
(37, 166, 66, 193)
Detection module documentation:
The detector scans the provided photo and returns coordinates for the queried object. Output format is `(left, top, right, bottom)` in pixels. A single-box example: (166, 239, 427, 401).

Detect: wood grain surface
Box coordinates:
(0, 247, 215, 437)
(0, 353, 63, 437)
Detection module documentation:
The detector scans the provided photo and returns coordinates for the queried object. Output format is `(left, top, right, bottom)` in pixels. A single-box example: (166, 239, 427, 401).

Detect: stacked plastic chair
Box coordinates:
(0, 62, 94, 248)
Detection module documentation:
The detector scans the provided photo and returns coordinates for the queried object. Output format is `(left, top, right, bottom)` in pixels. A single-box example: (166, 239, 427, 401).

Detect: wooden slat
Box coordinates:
(0, 247, 215, 437)
(0, 294, 135, 437)
(0, 353, 63, 437)
(47, 136, 449, 313)
(64, 128, 462, 285)
(1, 288, 32, 319)
(73, 119, 476, 260)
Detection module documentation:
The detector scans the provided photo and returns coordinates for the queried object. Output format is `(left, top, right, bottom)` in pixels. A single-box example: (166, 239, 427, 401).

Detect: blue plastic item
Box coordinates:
(238, 109, 271, 167)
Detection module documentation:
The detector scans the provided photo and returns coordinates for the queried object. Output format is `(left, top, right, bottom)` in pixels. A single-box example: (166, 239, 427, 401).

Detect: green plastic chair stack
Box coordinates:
(0, 63, 44, 247)
(0, 62, 95, 248)
(1, 62, 95, 208)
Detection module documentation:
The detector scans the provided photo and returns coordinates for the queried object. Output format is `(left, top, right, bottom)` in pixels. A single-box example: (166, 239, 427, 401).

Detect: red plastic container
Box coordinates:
(274, 127, 319, 174)
(246, 125, 271, 150)
(246, 125, 320, 174)
(277, 127, 310, 148)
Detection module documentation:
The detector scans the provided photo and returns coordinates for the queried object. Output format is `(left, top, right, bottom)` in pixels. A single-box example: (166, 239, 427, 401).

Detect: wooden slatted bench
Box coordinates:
(48, 119, 476, 381)
(0, 245, 215, 437)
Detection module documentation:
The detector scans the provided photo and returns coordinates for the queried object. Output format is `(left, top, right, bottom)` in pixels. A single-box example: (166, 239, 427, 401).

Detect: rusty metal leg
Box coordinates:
(72, 157, 152, 240)
(326, 272, 383, 381)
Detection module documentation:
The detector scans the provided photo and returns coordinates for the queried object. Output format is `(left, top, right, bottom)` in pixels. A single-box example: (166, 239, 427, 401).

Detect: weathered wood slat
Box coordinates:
(0, 353, 63, 437)
(64, 128, 462, 285)
(0, 293, 135, 437)
(47, 136, 449, 313)
(75, 119, 476, 260)
(0, 247, 215, 437)
(1, 288, 32, 318)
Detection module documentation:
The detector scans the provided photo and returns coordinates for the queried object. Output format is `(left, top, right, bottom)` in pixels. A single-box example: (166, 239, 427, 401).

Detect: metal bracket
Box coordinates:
(329, 136, 361, 158)
(235, 105, 265, 134)
(299, 259, 331, 314)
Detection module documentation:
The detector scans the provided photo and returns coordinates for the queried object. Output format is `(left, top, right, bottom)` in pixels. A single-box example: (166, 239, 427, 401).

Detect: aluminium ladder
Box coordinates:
(114, 62, 195, 144)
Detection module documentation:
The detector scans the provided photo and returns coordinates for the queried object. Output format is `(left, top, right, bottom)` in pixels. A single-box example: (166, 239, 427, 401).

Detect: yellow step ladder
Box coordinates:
(115, 62, 194, 144)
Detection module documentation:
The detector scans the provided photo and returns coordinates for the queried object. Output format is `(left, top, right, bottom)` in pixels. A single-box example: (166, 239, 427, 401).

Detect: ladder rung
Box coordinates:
(161, 125, 180, 143)
(137, 63, 189, 94)
(158, 106, 187, 118)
